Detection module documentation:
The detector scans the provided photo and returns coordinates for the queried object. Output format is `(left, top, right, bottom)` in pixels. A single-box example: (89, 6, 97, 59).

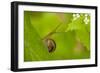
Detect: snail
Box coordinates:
(44, 38, 56, 53)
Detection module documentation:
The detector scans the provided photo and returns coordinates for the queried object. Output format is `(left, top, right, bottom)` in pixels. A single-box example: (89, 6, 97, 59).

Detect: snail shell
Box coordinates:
(45, 39, 56, 53)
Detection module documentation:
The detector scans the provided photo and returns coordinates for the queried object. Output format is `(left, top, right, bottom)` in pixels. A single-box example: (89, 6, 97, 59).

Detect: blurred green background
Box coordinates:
(24, 11, 90, 62)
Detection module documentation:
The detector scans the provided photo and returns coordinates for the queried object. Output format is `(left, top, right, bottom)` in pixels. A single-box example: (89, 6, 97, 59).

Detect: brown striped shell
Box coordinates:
(45, 39, 56, 53)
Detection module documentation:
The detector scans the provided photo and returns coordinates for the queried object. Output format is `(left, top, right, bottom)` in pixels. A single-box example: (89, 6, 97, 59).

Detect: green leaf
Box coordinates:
(50, 31, 76, 59)
(66, 16, 90, 51)
(30, 12, 61, 38)
(24, 11, 52, 61)
(85, 15, 90, 32)
(66, 17, 84, 31)
(75, 30, 90, 51)
(55, 13, 73, 32)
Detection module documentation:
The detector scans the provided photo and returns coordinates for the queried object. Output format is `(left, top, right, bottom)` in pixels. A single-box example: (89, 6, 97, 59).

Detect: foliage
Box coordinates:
(24, 11, 90, 62)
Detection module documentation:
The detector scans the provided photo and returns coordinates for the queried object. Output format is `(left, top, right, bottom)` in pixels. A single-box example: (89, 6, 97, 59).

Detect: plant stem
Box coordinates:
(42, 23, 62, 40)
(42, 13, 66, 40)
